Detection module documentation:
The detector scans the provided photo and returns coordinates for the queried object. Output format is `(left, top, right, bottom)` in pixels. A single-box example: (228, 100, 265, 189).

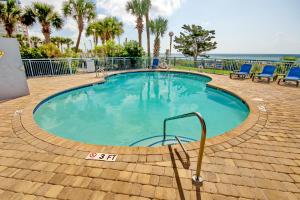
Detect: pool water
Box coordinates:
(34, 72, 249, 147)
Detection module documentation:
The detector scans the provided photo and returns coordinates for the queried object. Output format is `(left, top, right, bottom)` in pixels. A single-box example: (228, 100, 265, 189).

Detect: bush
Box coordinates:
(95, 40, 124, 57)
(94, 40, 144, 58)
(20, 47, 47, 59)
(20, 43, 62, 59)
(39, 43, 62, 58)
(122, 40, 144, 57)
(62, 48, 80, 58)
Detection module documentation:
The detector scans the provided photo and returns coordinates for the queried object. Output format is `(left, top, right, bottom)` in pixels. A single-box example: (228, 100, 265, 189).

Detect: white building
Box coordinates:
(0, 0, 29, 37)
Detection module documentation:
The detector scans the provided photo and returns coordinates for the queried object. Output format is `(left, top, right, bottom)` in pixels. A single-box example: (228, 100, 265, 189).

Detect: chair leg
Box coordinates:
(277, 79, 281, 85)
(297, 81, 299, 87)
(252, 76, 255, 82)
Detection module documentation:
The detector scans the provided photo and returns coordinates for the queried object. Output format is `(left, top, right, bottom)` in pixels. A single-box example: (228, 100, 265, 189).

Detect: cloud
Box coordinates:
(96, 0, 184, 24)
(20, 0, 63, 13)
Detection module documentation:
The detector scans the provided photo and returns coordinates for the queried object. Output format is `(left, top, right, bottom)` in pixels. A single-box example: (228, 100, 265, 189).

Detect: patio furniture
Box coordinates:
(229, 64, 252, 79)
(277, 67, 300, 87)
(252, 65, 276, 83)
(152, 58, 160, 69)
(159, 61, 169, 70)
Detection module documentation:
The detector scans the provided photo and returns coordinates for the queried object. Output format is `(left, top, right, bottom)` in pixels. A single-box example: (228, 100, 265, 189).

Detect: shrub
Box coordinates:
(39, 43, 62, 58)
(20, 46, 47, 59)
(122, 40, 144, 57)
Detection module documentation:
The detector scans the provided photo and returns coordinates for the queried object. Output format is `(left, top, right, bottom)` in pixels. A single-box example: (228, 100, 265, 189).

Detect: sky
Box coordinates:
(21, 0, 300, 54)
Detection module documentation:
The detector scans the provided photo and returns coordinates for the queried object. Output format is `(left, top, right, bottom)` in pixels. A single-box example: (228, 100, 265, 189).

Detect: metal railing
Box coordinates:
(170, 57, 300, 74)
(163, 112, 207, 185)
(21, 56, 300, 78)
(22, 57, 151, 78)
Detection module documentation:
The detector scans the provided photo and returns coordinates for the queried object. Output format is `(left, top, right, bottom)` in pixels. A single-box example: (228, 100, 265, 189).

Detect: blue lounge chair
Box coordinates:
(252, 65, 276, 83)
(278, 67, 300, 87)
(152, 58, 159, 69)
(230, 64, 252, 79)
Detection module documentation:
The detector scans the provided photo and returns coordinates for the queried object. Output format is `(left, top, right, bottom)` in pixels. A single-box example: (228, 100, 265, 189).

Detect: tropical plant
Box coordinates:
(174, 24, 217, 66)
(63, 0, 96, 52)
(94, 40, 124, 57)
(30, 36, 42, 48)
(0, 0, 22, 37)
(142, 0, 151, 58)
(62, 48, 79, 58)
(15, 33, 28, 47)
(51, 36, 61, 49)
(123, 40, 144, 57)
(39, 43, 62, 58)
(86, 21, 98, 46)
(149, 17, 168, 57)
(64, 38, 74, 49)
(20, 46, 47, 59)
(101, 17, 124, 43)
(87, 17, 124, 46)
(21, 2, 63, 43)
(126, 0, 147, 47)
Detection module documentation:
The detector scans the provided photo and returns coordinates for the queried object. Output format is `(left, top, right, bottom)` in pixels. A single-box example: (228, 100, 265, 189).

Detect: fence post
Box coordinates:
(28, 60, 34, 77)
(49, 59, 54, 75)
(68, 58, 72, 75)
(173, 57, 176, 67)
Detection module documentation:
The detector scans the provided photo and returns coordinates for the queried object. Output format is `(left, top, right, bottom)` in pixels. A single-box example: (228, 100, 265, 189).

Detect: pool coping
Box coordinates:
(13, 69, 264, 163)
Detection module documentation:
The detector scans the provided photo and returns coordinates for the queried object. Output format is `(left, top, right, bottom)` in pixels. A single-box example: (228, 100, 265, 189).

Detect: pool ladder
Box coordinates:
(163, 112, 207, 185)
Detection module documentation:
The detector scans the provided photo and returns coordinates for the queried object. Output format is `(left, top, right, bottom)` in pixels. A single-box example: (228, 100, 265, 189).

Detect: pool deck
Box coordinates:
(0, 69, 299, 199)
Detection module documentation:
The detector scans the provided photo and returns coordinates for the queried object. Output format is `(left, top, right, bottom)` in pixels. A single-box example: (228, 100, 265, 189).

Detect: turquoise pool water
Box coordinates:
(34, 72, 249, 147)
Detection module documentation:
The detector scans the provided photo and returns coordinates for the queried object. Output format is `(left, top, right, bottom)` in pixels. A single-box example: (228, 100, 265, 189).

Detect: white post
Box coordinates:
(49, 59, 54, 75)
(68, 58, 72, 75)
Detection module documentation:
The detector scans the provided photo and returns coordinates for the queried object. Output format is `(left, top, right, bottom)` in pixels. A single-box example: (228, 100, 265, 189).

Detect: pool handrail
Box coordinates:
(163, 112, 207, 185)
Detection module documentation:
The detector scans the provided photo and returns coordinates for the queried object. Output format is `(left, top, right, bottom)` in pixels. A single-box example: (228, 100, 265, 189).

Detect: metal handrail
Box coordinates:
(163, 112, 207, 185)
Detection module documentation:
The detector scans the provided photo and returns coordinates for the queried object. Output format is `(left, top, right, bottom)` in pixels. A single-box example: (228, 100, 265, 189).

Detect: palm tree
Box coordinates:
(142, 0, 151, 58)
(169, 31, 174, 56)
(30, 36, 42, 48)
(64, 38, 74, 49)
(51, 36, 61, 49)
(87, 17, 124, 46)
(21, 2, 63, 43)
(102, 17, 123, 42)
(63, 0, 96, 52)
(15, 34, 27, 47)
(0, 0, 22, 37)
(86, 21, 98, 46)
(126, 0, 147, 47)
(150, 17, 168, 57)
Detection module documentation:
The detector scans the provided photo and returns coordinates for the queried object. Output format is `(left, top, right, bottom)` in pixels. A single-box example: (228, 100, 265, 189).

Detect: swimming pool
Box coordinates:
(34, 71, 249, 147)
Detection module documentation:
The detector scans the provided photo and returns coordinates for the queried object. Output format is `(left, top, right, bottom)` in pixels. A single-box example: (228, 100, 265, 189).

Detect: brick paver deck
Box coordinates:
(0, 70, 299, 200)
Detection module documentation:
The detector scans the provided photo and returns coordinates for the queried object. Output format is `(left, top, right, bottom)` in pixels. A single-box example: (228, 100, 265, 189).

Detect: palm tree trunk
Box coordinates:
(42, 24, 51, 43)
(95, 36, 98, 46)
(136, 16, 143, 47)
(43, 32, 51, 43)
(169, 36, 172, 56)
(75, 18, 84, 52)
(145, 12, 150, 58)
(5, 23, 15, 38)
(153, 37, 160, 57)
